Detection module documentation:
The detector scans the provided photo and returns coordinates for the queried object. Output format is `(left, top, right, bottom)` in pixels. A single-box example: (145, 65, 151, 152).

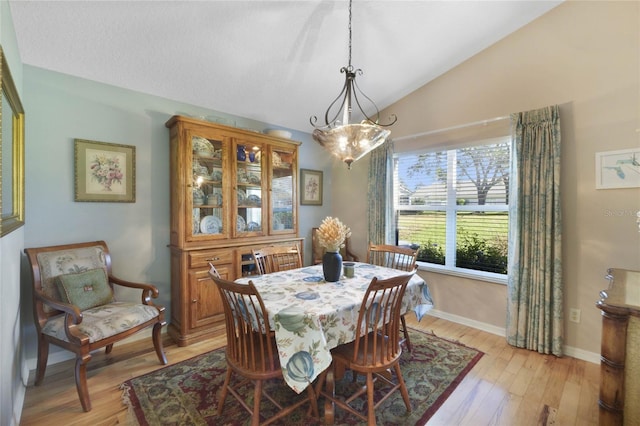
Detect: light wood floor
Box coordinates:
(20, 316, 600, 425)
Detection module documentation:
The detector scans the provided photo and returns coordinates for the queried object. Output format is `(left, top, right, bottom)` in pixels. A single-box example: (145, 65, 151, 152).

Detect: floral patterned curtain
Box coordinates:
(367, 141, 393, 245)
(507, 105, 563, 356)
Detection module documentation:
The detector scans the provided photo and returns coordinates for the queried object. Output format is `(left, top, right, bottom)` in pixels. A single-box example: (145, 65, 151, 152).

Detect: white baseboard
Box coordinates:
(563, 345, 601, 364)
(428, 309, 506, 337)
(427, 309, 600, 365)
(22, 364, 29, 387)
(13, 381, 25, 425)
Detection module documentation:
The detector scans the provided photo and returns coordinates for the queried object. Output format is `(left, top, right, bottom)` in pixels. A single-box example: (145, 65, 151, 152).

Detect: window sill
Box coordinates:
(417, 262, 508, 285)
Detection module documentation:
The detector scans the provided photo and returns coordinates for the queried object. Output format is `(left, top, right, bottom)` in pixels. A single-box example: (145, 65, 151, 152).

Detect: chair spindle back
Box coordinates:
(252, 244, 302, 275)
(210, 274, 277, 373)
(351, 271, 414, 366)
(367, 243, 417, 272)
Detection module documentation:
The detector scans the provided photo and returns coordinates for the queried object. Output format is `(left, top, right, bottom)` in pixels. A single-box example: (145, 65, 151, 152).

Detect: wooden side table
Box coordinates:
(596, 268, 640, 426)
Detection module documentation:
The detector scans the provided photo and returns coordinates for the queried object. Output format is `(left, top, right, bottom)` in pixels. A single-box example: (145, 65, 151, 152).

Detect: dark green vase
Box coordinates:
(322, 251, 342, 282)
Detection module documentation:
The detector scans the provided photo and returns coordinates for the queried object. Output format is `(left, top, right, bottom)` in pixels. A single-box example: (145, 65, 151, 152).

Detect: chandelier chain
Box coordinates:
(348, 0, 352, 69)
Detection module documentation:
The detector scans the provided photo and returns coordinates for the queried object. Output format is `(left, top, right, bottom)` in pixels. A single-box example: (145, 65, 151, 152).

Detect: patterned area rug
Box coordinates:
(121, 328, 483, 425)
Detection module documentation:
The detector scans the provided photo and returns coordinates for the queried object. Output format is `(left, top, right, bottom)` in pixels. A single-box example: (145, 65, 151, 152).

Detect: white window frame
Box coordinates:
(392, 136, 511, 285)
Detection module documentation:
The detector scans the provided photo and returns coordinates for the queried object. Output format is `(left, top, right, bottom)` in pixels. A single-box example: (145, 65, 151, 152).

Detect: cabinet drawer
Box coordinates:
(189, 249, 233, 269)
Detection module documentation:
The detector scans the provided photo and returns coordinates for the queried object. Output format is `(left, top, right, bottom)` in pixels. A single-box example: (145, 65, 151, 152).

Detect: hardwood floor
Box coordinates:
(20, 316, 600, 425)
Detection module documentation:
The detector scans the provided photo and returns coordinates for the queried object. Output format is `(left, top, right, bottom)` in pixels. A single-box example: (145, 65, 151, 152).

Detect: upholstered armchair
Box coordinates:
(311, 227, 359, 265)
(24, 240, 168, 412)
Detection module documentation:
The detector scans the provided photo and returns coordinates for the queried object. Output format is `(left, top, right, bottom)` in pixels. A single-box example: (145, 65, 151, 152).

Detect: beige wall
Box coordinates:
(333, 1, 640, 356)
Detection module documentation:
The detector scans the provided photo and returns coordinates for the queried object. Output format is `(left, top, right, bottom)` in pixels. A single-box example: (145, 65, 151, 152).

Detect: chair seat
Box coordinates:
(42, 302, 160, 343)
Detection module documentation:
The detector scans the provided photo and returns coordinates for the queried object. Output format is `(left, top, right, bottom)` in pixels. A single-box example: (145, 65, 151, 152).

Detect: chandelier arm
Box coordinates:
(350, 81, 397, 127)
(350, 86, 381, 125)
(311, 75, 350, 129)
(323, 85, 348, 127)
(384, 113, 398, 127)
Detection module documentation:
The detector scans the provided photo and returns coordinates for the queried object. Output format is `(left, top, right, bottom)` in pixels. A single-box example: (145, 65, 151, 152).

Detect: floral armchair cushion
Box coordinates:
(36, 246, 108, 313)
(41, 302, 160, 343)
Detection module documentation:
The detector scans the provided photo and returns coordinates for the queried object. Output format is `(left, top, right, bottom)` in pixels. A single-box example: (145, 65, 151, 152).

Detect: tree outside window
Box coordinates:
(393, 138, 510, 275)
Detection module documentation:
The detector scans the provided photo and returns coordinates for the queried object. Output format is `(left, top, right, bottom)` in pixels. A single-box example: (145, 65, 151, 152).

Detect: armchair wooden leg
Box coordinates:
(35, 335, 49, 386)
(74, 353, 92, 412)
(400, 315, 412, 352)
(152, 322, 167, 364)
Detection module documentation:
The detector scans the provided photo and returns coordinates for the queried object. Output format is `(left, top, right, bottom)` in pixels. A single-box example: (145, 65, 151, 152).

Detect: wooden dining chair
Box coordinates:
(210, 273, 319, 425)
(252, 244, 302, 274)
(24, 240, 167, 412)
(366, 243, 418, 351)
(318, 271, 415, 425)
(208, 262, 221, 279)
(312, 227, 359, 264)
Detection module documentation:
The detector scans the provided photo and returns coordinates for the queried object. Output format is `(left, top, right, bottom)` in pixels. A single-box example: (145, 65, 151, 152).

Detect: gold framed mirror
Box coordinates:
(1, 46, 25, 237)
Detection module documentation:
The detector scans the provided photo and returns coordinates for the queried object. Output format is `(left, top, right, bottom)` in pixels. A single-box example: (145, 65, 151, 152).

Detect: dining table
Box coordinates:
(234, 262, 433, 393)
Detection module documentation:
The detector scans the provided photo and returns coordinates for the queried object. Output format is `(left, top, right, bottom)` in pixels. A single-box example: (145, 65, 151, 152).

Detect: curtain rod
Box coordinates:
(392, 115, 510, 142)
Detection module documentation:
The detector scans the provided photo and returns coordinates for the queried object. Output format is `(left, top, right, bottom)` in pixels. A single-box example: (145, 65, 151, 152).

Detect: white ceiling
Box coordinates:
(9, 0, 561, 133)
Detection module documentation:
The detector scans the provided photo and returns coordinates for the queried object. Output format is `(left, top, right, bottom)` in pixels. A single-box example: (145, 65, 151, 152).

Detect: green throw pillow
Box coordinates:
(55, 268, 113, 311)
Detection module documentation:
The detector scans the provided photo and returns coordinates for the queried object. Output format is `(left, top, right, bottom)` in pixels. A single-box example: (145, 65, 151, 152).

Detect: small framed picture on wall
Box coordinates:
(595, 148, 640, 189)
(74, 139, 136, 202)
(300, 168, 323, 205)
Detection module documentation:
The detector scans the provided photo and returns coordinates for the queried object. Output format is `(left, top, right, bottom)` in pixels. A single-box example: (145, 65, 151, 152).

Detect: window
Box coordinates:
(393, 137, 511, 279)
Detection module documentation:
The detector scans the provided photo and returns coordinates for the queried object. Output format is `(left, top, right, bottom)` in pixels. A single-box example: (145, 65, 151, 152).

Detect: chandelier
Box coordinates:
(310, 0, 396, 169)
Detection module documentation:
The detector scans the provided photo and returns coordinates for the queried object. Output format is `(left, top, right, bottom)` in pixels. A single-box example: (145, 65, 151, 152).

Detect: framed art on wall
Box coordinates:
(595, 148, 640, 189)
(300, 168, 323, 205)
(74, 139, 136, 202)
(1, 45, 26, 237)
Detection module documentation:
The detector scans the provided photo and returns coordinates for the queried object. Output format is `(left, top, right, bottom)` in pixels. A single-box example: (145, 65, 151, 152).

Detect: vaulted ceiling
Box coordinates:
(9, 1, 561, 132)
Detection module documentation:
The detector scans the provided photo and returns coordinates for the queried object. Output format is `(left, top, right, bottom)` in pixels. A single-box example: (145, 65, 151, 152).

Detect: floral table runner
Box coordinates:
(235, 262, 433, 392)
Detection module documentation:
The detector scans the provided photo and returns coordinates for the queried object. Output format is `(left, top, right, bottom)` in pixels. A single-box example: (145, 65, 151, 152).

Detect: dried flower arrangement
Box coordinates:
(317, 216, 352, 253)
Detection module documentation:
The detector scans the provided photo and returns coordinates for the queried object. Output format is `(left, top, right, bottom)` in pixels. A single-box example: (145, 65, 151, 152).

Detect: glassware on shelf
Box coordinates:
(193, 187, 205, 206)
(271, 148, 294, 232)
(192, 138, 224, 235)
(237, 145, 246, 161)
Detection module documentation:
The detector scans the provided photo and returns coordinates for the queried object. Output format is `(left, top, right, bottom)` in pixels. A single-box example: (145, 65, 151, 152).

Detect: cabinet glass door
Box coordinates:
(270, 146, 296, 233)
(191, 135, 224, 237)
(235, 141, 264, 236)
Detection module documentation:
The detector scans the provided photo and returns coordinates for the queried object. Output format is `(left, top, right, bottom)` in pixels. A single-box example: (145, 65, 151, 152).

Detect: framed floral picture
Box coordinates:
(74, 139, 136, 202)
(300, 168, 323, 205)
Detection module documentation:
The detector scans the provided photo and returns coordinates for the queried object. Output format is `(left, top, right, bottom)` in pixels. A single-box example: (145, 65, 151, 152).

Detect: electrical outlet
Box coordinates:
(569, 308, 581, 323)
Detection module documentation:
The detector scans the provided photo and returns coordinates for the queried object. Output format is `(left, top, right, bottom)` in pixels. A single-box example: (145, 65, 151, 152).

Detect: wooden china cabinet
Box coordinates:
(166, 115, 302, 346)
